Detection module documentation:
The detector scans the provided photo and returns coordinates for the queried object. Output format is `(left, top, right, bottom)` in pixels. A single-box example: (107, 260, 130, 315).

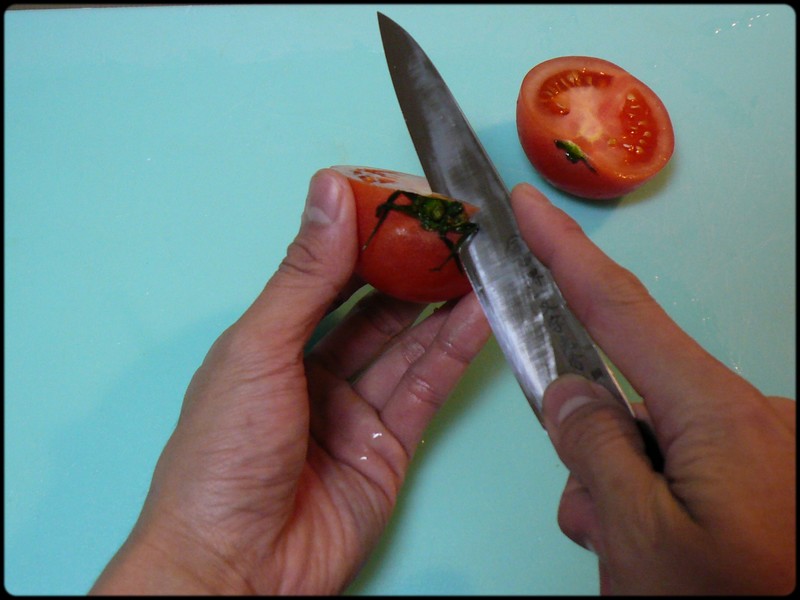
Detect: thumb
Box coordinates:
(242, 169, 358, 346)
(543, 374, 657, 504)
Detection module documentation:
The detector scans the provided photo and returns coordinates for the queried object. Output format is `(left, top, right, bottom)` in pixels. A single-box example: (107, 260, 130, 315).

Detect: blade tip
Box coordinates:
(377, 11, 391, 28)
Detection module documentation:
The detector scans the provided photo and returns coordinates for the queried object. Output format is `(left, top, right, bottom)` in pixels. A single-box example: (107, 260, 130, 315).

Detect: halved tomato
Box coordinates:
(331, 166, 478, 304)
(516, 56, 675, 200)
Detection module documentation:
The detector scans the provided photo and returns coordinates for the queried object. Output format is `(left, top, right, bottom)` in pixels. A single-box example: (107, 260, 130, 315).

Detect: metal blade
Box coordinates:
(377, 12, 634, 422)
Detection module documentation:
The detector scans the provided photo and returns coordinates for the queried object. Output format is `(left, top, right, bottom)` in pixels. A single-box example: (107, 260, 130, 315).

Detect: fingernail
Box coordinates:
(514, 182, 550, 205)
(555, 394, 599, 425)
(303, 170, 342, 226)
(543, 374, 613, 427)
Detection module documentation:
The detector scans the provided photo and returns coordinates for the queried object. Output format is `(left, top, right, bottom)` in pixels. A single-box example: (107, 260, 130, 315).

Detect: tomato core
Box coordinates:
(538, 68, 660, 166)
(538, 69, 614, 115)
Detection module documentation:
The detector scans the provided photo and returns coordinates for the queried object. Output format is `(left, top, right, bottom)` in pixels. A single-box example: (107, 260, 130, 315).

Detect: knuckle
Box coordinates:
(404, 369, 445, 410)
(279, 236, 327, 281)
(275, 236, 343, 305)
(396, 332, 428, 368)
(597, 263, 650, 307)
(206, 325, 254, 366)
(558, 402, 633, 464)
(579, 262, 654, 325)
(559, 211, 588, 238)
(219, 325, 287, 370)
(556, 495, 588, 548)
(431, 328, 473, 369)
(200, 325, 295, 393)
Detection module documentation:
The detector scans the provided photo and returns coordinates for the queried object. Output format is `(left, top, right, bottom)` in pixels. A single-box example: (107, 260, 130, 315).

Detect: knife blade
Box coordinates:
(377, 12, 663, 471)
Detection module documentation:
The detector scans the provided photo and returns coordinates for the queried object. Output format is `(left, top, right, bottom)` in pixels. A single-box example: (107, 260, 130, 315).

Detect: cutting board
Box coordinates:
(4, 4, 795, 595)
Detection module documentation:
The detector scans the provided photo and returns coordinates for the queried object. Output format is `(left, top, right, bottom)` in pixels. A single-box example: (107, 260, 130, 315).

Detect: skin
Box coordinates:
(513, 183, 795, 595)
(90, 169, 492, 594)
(90, 171, 795, 595)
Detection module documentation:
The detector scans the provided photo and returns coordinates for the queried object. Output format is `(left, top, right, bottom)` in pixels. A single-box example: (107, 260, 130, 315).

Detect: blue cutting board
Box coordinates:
(4, 4, 795, 595)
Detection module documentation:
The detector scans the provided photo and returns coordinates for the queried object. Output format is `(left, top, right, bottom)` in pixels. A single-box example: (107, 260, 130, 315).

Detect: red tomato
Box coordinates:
(516, 56, 675, 200)
(331, 165, 478, 303)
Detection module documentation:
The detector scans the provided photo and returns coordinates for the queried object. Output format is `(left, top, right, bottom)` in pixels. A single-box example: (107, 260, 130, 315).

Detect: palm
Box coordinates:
(263, 431, 400, 594)
(252, 293, 484, 593)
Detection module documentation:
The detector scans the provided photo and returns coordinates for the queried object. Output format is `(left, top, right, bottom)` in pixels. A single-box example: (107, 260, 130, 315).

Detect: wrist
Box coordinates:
(90, 520, 252, 595)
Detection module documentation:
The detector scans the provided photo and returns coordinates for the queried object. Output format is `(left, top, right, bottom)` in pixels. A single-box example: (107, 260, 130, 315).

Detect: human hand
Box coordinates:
(511, 183, 796, 595)
(90, 169, 491, 595)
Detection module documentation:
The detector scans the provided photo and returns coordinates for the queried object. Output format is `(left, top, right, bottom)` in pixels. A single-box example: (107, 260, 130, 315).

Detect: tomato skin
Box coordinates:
(331, 166, 477, 303)
(517, 56, 675, 200)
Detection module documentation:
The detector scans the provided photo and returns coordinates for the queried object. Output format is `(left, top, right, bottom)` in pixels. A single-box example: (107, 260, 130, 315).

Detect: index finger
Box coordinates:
(509, 183, 762, 446)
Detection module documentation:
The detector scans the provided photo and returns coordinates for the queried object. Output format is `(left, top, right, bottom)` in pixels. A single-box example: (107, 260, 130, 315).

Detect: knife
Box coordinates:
(377, 12, 664, 472)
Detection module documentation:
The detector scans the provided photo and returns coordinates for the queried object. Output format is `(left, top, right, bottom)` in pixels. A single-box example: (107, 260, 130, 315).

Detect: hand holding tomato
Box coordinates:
(90, 169, 491, 595)
(331, 166, 479, 303)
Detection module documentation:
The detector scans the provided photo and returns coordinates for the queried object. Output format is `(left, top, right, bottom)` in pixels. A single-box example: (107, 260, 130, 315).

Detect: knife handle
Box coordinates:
(635, 418, 665, 473)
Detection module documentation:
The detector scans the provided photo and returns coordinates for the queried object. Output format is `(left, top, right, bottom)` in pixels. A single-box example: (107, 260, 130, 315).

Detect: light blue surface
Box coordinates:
(4, 4, 795, 595)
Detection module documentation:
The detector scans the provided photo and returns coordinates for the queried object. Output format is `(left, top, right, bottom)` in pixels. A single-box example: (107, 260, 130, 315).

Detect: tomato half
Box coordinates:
(331, 165, 478, 303)
(516, 56, 674, 200)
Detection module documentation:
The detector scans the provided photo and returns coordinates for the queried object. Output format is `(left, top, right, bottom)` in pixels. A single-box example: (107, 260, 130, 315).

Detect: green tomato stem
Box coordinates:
(555, 139, 597, 173)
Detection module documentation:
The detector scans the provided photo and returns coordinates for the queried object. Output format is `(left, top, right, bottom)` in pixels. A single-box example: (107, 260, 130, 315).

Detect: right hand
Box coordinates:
(511, 182, 795, 595)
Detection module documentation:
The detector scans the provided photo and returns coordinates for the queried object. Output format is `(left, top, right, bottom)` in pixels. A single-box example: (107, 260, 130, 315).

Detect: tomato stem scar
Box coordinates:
(363, 190, 479, 273)
(555, 139, 597, 173)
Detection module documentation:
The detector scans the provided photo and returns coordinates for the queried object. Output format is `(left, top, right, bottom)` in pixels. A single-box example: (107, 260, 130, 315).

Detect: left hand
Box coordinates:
(90, 169, 491, 595)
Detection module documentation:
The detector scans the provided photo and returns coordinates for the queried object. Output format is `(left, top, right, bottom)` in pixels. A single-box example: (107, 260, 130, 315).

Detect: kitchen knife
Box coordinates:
(377, 12, 663, 472)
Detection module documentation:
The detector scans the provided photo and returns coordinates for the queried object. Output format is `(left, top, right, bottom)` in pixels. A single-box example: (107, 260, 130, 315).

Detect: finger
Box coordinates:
(236, 169, 357, 359)
(351, 300, 455, 409)
(598, 561, 613, 596)
(768, 396, 796, 435)
(377, 292, 491, 456)
(510, 183, 759, 445)
(304, 294, 487, 497)
(308, 290, 428, 381)
(542, 374, 661, 519)
(557, 474, 600, 552)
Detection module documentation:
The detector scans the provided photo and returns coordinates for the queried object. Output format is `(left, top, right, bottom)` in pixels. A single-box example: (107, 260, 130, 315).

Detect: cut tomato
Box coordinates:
(516, 56, 675, 199)
(331, 166, 478, 303)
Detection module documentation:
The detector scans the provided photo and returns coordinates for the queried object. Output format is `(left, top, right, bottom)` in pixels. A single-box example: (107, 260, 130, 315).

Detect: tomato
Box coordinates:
(331, 165, 478, 303)
(516, 56, 675, 200)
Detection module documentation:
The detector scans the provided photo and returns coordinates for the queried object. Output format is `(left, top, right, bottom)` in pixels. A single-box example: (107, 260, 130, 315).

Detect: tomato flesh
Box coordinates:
(517, 57, 674, 199)
(331, 166, 477, 304)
